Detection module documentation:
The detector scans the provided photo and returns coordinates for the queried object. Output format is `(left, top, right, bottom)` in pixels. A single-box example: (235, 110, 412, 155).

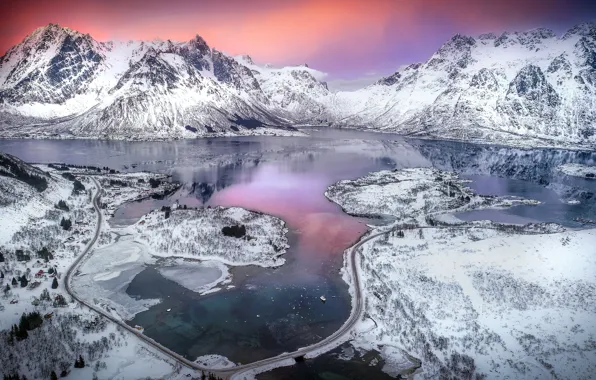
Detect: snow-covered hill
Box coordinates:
(328, 168, 596, 379)
(329, 23, 596, 148)
(0, 24, 328, 139)
(1, 22, 596, 146)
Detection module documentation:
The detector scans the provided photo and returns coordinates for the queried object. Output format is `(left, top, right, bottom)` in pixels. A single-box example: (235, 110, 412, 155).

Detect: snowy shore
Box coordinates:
(0, 160, 290, 379)
(62, 168, 289, 324)
(0, 162, 197, 379)
(328, 167, 596, 379)
(557, 163, 596, 179)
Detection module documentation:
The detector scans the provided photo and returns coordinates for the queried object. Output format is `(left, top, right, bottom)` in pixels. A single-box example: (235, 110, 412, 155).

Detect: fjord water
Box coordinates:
(1, 130, 595, 367)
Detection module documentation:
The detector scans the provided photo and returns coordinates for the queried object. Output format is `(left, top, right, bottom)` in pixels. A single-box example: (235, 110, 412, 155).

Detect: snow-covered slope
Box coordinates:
(329, 23, 596, 148)
(0, 24, 328, 139)
(1, 22, 596, 145)
(235, 55, 330, 124)
(329, 168, 596, 379)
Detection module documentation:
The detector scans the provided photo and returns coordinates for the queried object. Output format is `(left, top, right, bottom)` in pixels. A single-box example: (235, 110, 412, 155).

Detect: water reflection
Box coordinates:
(1, 131, 595, 366)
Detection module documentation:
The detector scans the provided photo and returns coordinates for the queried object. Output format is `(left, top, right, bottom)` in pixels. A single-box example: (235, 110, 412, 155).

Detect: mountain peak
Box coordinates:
(438, 34, 476, 55)
(31, 23, 77, 39)
(189, 34, 210, 49)
(562, 22, 596, 40)
(239, 54, 254, 65)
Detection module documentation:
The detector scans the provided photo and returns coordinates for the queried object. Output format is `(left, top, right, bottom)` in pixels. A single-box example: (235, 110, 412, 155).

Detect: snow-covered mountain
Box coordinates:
(329, 23, 596, 148)
(0, 24, 329, 139)
(1, 22, 596, 146)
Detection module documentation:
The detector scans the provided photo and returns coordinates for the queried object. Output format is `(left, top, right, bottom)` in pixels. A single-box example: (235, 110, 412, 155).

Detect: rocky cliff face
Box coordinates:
(329, 23, 596, 148)
(1, 22, 595, 146)
(0, 24, 328, 138)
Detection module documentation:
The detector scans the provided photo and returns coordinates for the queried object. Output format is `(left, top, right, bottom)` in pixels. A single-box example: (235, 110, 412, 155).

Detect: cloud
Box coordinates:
(326, 74, 385, 92)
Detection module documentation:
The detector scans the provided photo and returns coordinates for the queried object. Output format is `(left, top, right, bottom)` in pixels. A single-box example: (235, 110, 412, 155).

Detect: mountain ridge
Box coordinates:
(327, 22, 596, 148)
(0, 22, 595, 147)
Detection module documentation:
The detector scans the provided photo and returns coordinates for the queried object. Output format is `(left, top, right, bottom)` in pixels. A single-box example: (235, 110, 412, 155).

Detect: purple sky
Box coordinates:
(1, 0, 595, 89)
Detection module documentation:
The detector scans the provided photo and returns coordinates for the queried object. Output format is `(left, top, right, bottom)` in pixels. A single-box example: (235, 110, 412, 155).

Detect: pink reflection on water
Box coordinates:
(209, 165, 368, 258)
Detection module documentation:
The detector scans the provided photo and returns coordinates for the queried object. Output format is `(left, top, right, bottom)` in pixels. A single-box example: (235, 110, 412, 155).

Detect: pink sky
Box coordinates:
(1, 0, 594, 82)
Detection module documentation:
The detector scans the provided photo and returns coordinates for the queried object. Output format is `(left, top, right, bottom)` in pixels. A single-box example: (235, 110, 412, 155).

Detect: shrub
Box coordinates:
(55, 200, 69, 211)
(60, 218, 72, 231)
(72, 180, 85, 194)
(221, 225, 246, 238)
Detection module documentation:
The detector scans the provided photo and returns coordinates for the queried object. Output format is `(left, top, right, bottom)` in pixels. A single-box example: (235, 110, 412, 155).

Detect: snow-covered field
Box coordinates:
(329, 167, 596, 379)
(557, 163, 596, 179)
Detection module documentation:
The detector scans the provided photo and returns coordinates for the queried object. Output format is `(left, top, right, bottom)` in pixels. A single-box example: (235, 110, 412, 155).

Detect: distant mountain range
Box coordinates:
(0, 22, 595, 147)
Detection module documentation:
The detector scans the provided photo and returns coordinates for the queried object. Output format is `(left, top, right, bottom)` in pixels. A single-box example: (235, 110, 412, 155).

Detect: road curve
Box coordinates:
(64, 177, 391, 379)
(223, 227, 392, 378)
(66, 181, 550, 379)
(64, 179, 218, 375)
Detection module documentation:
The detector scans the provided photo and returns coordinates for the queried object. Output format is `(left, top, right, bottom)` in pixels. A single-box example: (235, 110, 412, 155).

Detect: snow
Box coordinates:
(70, 237, 161, 320)
(132, 207, 289, 267)
(157, 259, 229, 293)
(194, 354, 236, 369)
(328, 167, 596, 379)
(0, 160, 236, 379)
(557, 163, 596, 178)
(0, 170, 72, 244)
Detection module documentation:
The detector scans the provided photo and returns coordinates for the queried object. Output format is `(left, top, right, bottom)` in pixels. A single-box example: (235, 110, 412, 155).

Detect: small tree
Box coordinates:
(15, 322, 27, 341)
(72, 180, 85, 194)
(4, 283, 10, 294)
(55, 200, 69, 211)
(51, 277, 59, 289)
(50, 371, 58, 380)
(38, 247, 53, 261)
(74, 355, 85, 368)
(40, 288, 51, 301)
(53, 294, 67, 307)
(19, 275, 28, 288)
(12, 277, 18, 286)
(60, 218, 72, 231)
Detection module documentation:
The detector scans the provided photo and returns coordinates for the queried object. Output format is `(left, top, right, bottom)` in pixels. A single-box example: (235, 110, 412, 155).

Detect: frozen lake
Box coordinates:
(2, 129, 596, 371)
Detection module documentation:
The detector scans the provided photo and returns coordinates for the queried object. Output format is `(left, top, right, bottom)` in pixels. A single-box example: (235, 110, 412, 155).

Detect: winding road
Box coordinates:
(65, 177, 550, 379)
(63, 176, 391, 379)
